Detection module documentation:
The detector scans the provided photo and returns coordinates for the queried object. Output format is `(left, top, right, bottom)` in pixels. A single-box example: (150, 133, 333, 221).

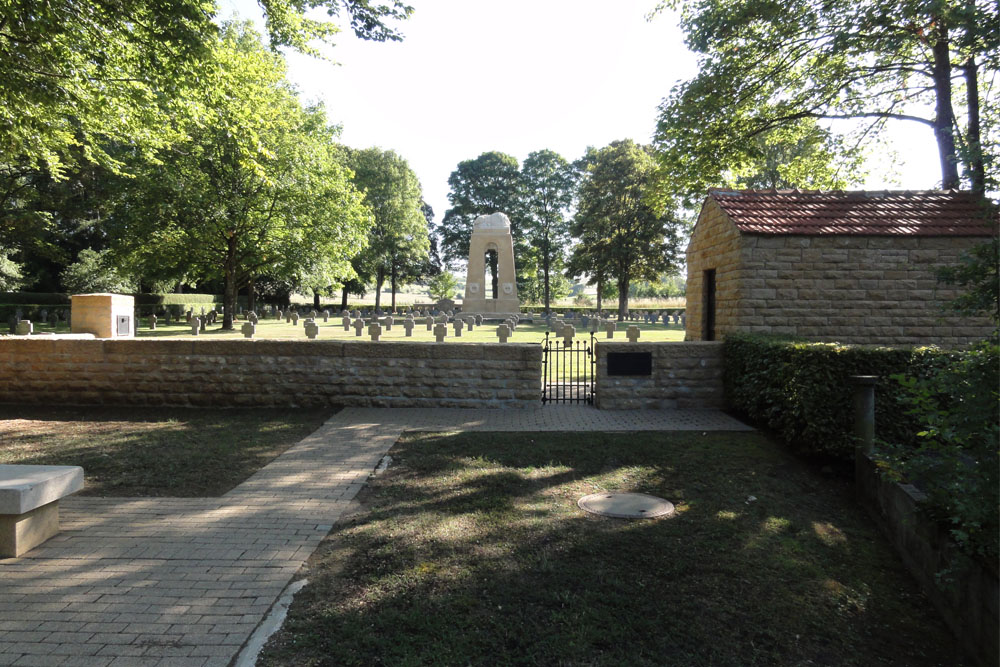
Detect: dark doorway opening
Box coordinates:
(703, 269, 716, 341)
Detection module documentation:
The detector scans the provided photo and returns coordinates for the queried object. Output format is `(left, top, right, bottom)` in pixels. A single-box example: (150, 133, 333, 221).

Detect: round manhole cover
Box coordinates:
(577, 492, 675, 519)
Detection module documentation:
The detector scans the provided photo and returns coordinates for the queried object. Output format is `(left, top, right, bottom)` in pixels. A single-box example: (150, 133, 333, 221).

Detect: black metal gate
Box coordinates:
(541, 332, 595, 404)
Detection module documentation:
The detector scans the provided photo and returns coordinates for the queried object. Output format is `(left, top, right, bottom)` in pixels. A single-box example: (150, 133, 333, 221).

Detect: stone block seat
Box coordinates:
(0, 465, 83, 557)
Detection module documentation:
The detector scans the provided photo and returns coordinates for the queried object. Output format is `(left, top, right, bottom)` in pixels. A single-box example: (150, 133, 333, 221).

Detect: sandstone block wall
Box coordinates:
(685, 203, 994, 346)
(733, 235, 993, 345)
(0, 339, 542, 408)
(594, 341, 724, 409)
(686, 199, 743, 341)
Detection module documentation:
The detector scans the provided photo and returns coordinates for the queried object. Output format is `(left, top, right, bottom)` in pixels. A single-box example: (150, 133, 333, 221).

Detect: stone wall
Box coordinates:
(685, 198, 744, 341)
(733, 235, 993, 345)
(686, 204, 994, 345)
(594, 341, 724, 409)
(856, 452, 998, 667)
(0, 339, 542, 408)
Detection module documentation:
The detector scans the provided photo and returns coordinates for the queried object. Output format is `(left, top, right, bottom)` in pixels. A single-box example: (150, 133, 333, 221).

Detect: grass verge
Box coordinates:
(260, 430, 964, 667)
(0, 406, 333, 496)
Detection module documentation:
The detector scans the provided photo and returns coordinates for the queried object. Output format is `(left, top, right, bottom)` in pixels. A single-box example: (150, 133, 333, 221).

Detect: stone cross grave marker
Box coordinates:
(199, 317, 207, 332)
(563, 324, 575, 346)
(368, 322, 381, 341)
(426, 316, 434, 331)
(191, 318, 201, 336)
(353, 318, 364, 337)
(385, 316, 393, 331)
(241, 322, 255, 339)
(323, 310, 330, 323)
(604, 321, 616, 339)
(465, 316, 474, 332)
(497, 324, 510, 343)
(249, 311, 259, 325)
(305, 320, 319, 340)
(589, 317, 600, 334)
(310, 310, 318, 320)
(403, 319, 415, 337)
(475, 314, 483, 326)
(342, 315, 351, 331)
(15, 320, 32, 335)
(434, 323, 447, 342)
(284, 310, 291, 323)
(291, 312, 299, 325)
(148, 314, 157, 330)
(453, 318, 463, 337)
(626, 325, 641, 342)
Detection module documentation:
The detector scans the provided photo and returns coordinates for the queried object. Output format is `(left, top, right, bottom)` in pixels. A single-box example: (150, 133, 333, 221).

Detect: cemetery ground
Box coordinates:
(0, 406, 331, 496)
(20, 318, 687, 343)
(258, 430, 965, 667)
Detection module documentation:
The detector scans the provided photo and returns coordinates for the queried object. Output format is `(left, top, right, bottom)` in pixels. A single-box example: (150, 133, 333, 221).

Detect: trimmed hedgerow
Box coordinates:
(0, 292, 70, 305)
(722, 333, 960, 460)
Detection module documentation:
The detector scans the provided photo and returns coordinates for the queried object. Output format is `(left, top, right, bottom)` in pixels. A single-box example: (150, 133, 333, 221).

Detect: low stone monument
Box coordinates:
(425, 315, 434, 331)
(353, 318, 364, 336)
(71, 293, 135, 339)
(368, 322, 382, 341)
(342, 315, 351, 331)
(453, 319, 464, 337)
(563, 324, 575, 346)
(434, 323, 447, 342)
(241, 322, 255, 339)
(626, 325, 640, 342)
(385, 316, 394, 331)
(497, 324, 510, 343)
(403, 319, 415, 337)
(15, 320, 32, 336)
(605, 321, 616, 339)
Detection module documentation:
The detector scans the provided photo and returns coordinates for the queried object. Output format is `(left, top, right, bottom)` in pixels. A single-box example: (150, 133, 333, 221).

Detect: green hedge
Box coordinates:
(0, 292, 70, 305)
(722, 333, 960, 460)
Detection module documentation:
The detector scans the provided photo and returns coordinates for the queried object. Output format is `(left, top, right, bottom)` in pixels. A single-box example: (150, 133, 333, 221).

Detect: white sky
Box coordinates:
(219, 0, 943, 226)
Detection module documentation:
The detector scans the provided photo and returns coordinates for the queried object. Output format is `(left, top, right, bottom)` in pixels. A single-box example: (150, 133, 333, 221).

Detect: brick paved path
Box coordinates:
(0, 407, 750, 666)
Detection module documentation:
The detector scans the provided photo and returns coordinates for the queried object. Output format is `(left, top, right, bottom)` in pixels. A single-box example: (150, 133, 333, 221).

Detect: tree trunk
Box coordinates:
(965, 56, 984, 194)
(374, 268, 384, 312)
(595, 274, 603, 313)
(617, 276, 629, 321)
(931, 25, 960, 189)
(222, 238, 237, 330)
(391, 264, 397, 312)
(543, 250, 551, 314)
(313, 289, 320, 311)
(248, 276, 256, 313)
(341, 286, 349, 312)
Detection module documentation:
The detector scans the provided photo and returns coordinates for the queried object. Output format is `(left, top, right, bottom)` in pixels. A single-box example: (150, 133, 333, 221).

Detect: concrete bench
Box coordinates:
(0, 465, 83, 557)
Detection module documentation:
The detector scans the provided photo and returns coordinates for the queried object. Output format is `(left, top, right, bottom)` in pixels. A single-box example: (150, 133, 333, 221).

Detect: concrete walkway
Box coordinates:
(0, 407, 751, 666)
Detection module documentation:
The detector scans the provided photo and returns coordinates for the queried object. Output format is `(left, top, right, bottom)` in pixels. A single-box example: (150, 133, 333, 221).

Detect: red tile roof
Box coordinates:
(707, 189, 998, 236)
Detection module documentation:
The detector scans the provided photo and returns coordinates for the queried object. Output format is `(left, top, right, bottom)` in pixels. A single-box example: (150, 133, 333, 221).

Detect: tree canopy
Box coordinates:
(107, 23, 370, 328)
(568, 140, 684, 319)
(653, 0, 999, 203)
(341, 146, 428, 311)
(521, 150, 577, 312)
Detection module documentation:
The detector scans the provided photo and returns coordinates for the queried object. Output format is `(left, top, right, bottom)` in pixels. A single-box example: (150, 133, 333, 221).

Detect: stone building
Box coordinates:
(685, 190, 997, 346)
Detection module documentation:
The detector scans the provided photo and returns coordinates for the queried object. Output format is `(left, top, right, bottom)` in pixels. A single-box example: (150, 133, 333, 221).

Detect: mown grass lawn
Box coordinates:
(15, 318, 685, 343)
(0, 406, 333, 496)
(260, 431, 964, 667)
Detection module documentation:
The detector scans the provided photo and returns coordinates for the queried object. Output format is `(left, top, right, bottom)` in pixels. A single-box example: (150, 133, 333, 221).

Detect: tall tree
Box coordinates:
(343, 147, 428, 312)
(0, 0, 412, 179)
(108, 24, 370, 329)
(652, 0, 999, 200)
(570, 140, 683, 320)
(521, 150, 576, 313)
(440, 151, 523, 297)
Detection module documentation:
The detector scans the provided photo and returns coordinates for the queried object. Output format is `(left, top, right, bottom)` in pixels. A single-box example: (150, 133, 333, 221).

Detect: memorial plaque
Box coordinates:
(607, 352, 652, 376)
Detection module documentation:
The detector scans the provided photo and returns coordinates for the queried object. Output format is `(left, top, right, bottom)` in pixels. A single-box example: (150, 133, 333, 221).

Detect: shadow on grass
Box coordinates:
(260, 431, 966, 667)
(0, 406, 333, 496)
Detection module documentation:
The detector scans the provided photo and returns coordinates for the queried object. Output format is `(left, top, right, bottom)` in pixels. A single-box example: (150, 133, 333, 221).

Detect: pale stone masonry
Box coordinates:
(686, 190, 997, 346)
(0, 339, 542, 408)
(70, 293, 135, 339)
(594, 341, 724, 410)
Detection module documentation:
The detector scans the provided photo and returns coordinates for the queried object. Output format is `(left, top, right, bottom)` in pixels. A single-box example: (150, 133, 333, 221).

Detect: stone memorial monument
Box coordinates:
(462, 212, 520, 315)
